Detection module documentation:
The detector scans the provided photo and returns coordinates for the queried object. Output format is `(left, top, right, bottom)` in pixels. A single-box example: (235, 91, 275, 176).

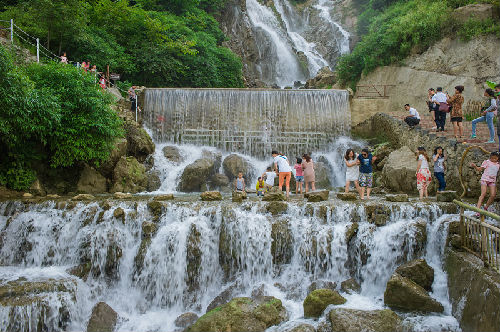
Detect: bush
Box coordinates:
(458, 17, 500, 40)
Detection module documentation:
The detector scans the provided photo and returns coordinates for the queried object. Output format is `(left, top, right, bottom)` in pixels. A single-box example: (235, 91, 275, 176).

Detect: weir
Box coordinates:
(143, 88, 350, 158)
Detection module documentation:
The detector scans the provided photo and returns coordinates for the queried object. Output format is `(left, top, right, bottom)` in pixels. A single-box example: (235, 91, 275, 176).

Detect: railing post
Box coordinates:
(460, 207, 465, 247)
(480, 214, 487, 261)
(36, 38, 39, 63)
(10, 19, 13, 44)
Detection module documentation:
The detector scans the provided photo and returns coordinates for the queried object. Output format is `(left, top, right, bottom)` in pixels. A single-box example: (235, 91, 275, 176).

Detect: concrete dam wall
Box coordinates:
(143, 88, 350, 158)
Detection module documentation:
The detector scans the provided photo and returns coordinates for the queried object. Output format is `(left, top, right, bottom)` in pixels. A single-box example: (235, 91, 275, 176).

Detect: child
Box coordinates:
(256, 177, 266, 196)
(416, 147, 432, 200)
(262, 167, 277, 190)
(234, 172, 245, 192)
(433, 147, 446, 192)
(294, 157, 304, 194)
(470, 152, 500, 211)
(357, 148, 376, 200)
(344, 149, 360, 194)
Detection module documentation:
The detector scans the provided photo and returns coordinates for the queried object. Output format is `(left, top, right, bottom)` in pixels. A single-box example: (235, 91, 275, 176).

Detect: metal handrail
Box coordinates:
(454, 199, 500, 272)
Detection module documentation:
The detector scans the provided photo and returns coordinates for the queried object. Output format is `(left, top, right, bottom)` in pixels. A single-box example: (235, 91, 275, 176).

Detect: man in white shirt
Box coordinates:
(431, 87, 448, 131)
(404, 104, 420, 128)
(272, 150, 292, 198)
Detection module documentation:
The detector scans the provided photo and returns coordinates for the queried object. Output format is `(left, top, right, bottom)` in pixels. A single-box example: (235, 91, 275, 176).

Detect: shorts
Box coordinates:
(451, 117, 462, 123)
(416, 168, 432, 190)
(480, 180, 496, 187)
(359, 173, 373, 188)
(295, 175, 304, 182)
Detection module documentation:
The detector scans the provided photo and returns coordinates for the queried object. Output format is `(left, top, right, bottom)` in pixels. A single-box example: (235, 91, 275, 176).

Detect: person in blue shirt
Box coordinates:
(357, 148, 377, 200)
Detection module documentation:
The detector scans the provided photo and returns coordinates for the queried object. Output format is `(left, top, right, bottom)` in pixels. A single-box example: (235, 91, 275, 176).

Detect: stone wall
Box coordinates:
(445, 248, 500, 332)
(353, 113, 492, 196)
(351, 99, 389, 126)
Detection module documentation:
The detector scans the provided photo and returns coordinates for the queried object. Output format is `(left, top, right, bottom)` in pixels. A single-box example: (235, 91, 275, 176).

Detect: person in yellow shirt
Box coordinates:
(256, 177, 266, 196)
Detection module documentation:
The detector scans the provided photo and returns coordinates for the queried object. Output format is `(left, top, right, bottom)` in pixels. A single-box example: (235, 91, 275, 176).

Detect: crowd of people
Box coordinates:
(404, 84, 500, 150)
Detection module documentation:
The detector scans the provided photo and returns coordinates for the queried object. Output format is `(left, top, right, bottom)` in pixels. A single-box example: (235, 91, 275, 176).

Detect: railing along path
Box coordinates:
(455, 199, 500, 273)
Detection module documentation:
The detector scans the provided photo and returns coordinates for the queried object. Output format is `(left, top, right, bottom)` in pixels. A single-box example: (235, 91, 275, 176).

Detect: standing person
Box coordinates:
(470, 152, 500, 211)
(256, 177, 266, 196)
(358, 148, 376, 200)
(81, 61, 87, 72)
(432, 87, 448, 132)
(416, 147, 432, 200)
(448, 85, 465, 139)
(99, 76, 107, 89)
(471, 89, 497, 143)
(344, 149, 361, 194)
(404, 104, 420, 128)
(433, 147, 446, 192)
(128, 86, 137, 112)
(60, 52, 68, 64)
(294, 157, 304, 194)
(272, 151, 292, 198)
(302, 154, 316, 194)
(427, 88, 438, 129)
(234, 172, 246, 192)
(262, 167, 277, 190)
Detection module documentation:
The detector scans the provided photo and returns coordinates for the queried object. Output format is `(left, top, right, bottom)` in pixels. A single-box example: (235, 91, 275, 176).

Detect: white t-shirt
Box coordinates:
(409, 107, 420, 119)
(419, 154, 429, 169)
(265, 171, 277, 186)
(432, 92, 447, 103)
(274, 155, 292, 173)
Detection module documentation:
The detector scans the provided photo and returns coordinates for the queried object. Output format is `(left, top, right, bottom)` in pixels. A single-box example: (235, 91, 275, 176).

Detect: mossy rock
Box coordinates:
(345, 222, 359, 243)
(328, 308, 402, 332)
(86, 301, 118, 332)
(186, 297, 287, 332)
(395, 259, 434, 291)
(111, 156, 147, 194)
(147, 201, 164, 220)
(337, 192, 357, 201)
(271, 218, 293, 265)
(201, 191, 222, 201)
(340, 278, 361, 294)
(303, 289, 346, 318)
(266, 202, 288, 215)
(262, 191, 285, 201)
(113, 207, 125, 224)
(153, 194, 174, 201)
(306, 190, 329, 202)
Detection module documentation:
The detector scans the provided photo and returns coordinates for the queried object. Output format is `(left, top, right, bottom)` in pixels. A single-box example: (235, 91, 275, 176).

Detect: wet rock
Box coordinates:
(306, 191, 329, 202)
(104, 237, 123, 278)
(153, 194, 174, 201)
(266, 202, 288, 215)
(187, 297, 287, 332)
(232, 191, 247, 202)
(77, 165, 107, 194)
(125, 121, 155, 163)
(337, 192, 357, 201)
(134, 238, 151, 272)
(328, 308, 402, 332)
(111, 156, 147, 194)
(450, 234, 462, 249)
(201, 191, 222, 201)
(212, 174, 230, 188)
(186, 224, 202, 292)
(345, 222, 359, 243)
(223, 154, 255, 181)
(314, 162, 332, 189)
(202, 150, 223, 171)
(436, 191, 457, 202)
(162, 145, 182, 163)
(385, 194, 409, 202)
(286, 324, 316, 332)
(179, 158, 216, 192)
(175, 312, 199, 328)
(146, 171, 161, 192)
(113, 192, 132, 199)
(308, 281, 337, 294)
(206, 284, 238, 313)
(340, 278, 361, 294)
(147, 201, 164, 220)
(113, 207, 125, 223)
(71, 194, 95, 201)
(384, 273, 444, 313)
(303, 289, 346, 318)
(98, 138, 128, 177)
(271, 218, 293, 265)
(141, 221, 158, 238)
(251, 284, 266, 300)
(263, 191, 285, 201)
(86, 302, 118, 332)
(395, 259, 434, 291)
(68, 263, 91, 280)
(409, 220, 428, 257)
(381, 146, 417, 193)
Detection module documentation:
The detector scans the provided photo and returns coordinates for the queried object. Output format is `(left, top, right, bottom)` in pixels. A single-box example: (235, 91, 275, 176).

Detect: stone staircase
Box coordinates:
(388, 111, 499, 151)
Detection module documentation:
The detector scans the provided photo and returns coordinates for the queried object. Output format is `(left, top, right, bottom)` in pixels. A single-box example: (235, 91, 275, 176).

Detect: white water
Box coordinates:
(313, 0, 350, 55)
(0, 199, 461, 331)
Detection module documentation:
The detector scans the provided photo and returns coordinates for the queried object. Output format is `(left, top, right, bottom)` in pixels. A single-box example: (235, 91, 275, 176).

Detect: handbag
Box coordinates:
(439, 102, 450, 112)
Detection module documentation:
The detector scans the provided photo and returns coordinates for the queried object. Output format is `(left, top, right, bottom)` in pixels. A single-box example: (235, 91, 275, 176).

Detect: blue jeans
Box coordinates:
(434, 172, 446, 192)
(472, 112, 495, 141)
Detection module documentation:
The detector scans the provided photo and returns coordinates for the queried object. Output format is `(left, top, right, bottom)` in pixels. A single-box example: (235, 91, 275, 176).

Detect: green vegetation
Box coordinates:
(337, 0, 500, 89)
(0, 0, 243, 88)
(0, 45, 123, 190)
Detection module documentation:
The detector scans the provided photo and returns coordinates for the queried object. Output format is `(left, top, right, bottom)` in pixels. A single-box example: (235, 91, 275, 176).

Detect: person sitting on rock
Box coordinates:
(262, 167, 276, 190)
(256, 177, 266, 196)
(234, 172, 245, 192)
(404, 104, 420, 128)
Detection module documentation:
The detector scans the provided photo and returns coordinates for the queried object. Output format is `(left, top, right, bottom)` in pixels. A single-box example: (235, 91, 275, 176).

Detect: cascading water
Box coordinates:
(0, 198, 462, 332)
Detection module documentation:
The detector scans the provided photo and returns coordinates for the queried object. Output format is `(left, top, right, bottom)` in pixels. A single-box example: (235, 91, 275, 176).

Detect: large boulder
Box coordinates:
(111, 156, 147, 193)
(395, 259, 434, 291)
(179, 158, 216, 192)
(97, 138, 128, 177)
(125, 121, 155, 163)
(384, 273, 444, 313)
(162, 145, 182, 163)
(452, 4, 498, 24)
(303, 289, 346, 318)
(87, 302, 118, 332)
(77, 164, 107, 194)
(263, 190, 286, 201)
(328, 308, 402, 332)
(305, 66, 336, 89)
(381, 146, 417, 193)
(223, 154, 254, 181)
(201, 191, 222, 201)
(314, 162, 332, 189)
(340, 278, 361, 294)
(186, 297, 287, 332)
(305, 190, 329, 202)
(175, 312, 199, 328)
(146, 171, 161, 191)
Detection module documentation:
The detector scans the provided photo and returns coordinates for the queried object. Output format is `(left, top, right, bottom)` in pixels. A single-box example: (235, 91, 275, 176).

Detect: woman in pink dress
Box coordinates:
(302, 154, 315, 193)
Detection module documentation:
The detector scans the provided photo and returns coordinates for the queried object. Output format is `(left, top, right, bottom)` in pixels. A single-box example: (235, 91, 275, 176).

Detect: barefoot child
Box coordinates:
(416, 147, 432, 200)
(294, 157, 304, 194)
(344, 149, 361, 195)
(470, 152, 500, 211)
(262, 167, 277, 190)
(358, 148, 376, 200)
(256, 177, 266, 196)
(433, 147, 446, 192)
(234, 172, 245, 192)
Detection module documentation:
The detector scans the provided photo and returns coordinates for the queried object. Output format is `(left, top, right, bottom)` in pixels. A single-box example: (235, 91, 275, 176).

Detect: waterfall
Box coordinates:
(143, 88, 350, 159)
(0, 199, 461, 331)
